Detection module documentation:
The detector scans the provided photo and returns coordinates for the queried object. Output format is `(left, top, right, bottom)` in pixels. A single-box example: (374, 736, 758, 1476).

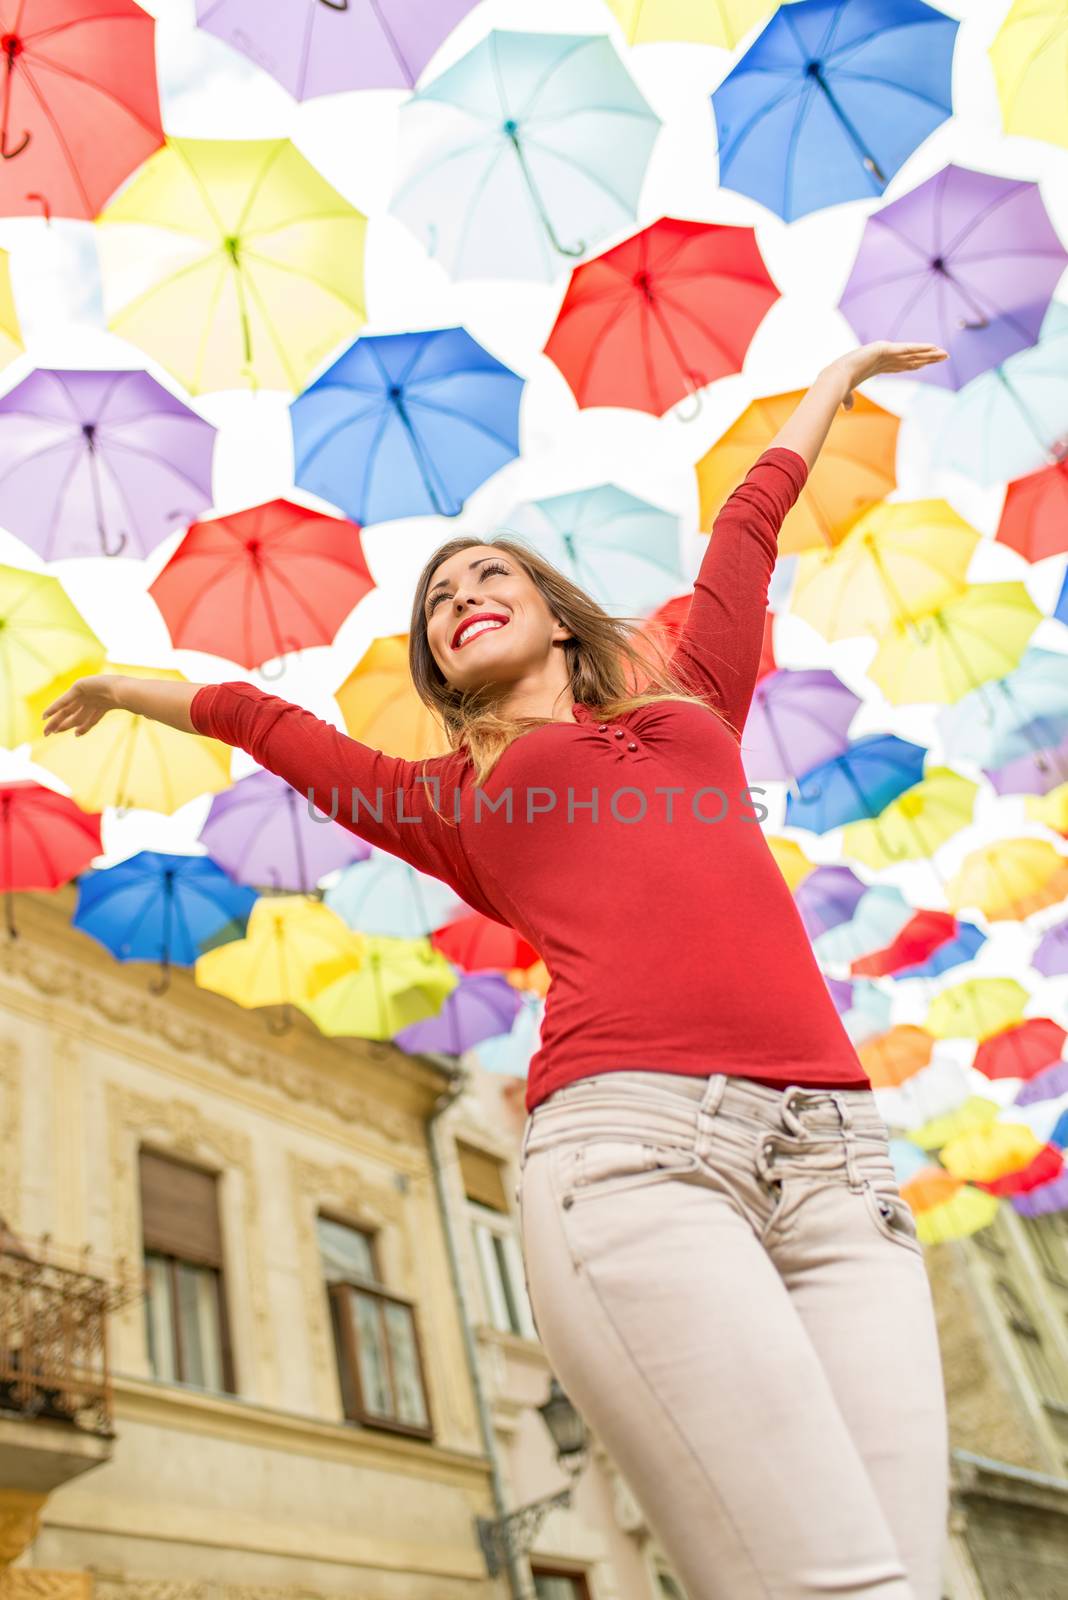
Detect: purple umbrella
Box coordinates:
(824, 975, 854, 1015)
(393, 971, 521, 1056)
(984, 732, 1068, 797)
(794, 865, 867, 942)
(1012, 1170, 1068, 1218)
(196, 0, 479, 97)
(741, 668, 860, 785)
(198, 770, 370, 893)
(839, 164, 1068, 391)
(1014, 1059, 1068, 1106)
(1034, 920, 1068, 980)
(0, 369, 215, 559)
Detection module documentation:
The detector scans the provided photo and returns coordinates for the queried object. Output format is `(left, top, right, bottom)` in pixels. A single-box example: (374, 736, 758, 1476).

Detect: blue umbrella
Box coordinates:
(476, 990, 544, 1076)
(390, 30, 660, 281)
(502, 484, 686, 614)
(937, 647, 1068, 767)
(291, 327, 524, 523)
(895, 921, 986, 981)
(711, 0, 958, 222)
(1055, 567, 1068, 628)
(785, 733, 928, 833)
(74, 851, 257, 992)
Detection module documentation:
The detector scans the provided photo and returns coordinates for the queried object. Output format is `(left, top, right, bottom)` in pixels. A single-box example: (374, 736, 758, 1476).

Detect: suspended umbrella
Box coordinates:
(839, 165, 1068, 390)
(941, 1120, 1047, 1185)
(543, 217, 779, 417)
(837, 978, 892, 1045)
(785, 733, 928, 834)
(200, 769, 369, 893)
(851, 910, 959, 979)
(989, 0, 1068, 151)
(740, 668, 859, 785)
(842, 767, 977, 871)
(790, 500, 978, 642)
(0, 1, 162, 218)
(895, 923, 986, 981)
(1034, 921, 1068, 979)
(0, 250, 22, 372)
(0, 369, 216, 561)
(1015, 1062, 1068, 1107)
(0, 780, 101, 937)
(507, 956, 550, 998)
(766, 834, 814, 894)
(503, 484, 687, 613)
(1025, 778, 1068, 835)
(946, 838, 1068, 923)
(793, 864, 866, 941)
(642, 597, 777, 685)
(96, 137, 367, 394)
(710, 0, 958, 221)
(393, 970, 521, 1055)
(299, 934, 457, 1040)
(195, 894, 361, 1033)
(924, 978, 1030, 1042)
(325, 849, 465, 938)
(32, 664, 231, 814)
(938, 648, 1068, 769)
(907, 300, 1068, 487)
(390, 30, 660, 280)
(1057, 568, 1068, 625)
(996, 459, 1068, 563)
(697, 391, 898, 554)
(149, 500, 374, 672)
(291, 327, 523, 523)
(974, 1142, 1065, 1196)
(335, 636, 450, 760)
(605, 0, 772, 45)
(432, 910, 539, 974)
(814, 885, 914, 966)
(905, 1170, 1000, 1242)
(975, 1017, 1066, 1082)
(858, 1024, 935, 1089)
(986, 730, 1068, 797)
(476, 989, 544, 1076)
(874, 1056, 973, 1133)
(195, 0, 480, 96)
(1012, 1168, 1068, 1217)
(0, 565, 104, 749)
(909, 1094, 1001, 1150)
(74, 851, 256, 993)
(824, 976, 853, 1016)
(867, 582, 1043, 706)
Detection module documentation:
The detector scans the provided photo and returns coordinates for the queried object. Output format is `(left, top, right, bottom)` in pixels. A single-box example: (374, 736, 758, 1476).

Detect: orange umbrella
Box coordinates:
(858, 1024, 935, 1088)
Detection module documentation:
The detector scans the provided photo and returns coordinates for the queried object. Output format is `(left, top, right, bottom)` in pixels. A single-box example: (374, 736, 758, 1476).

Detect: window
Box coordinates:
(317, 1213, 432, 1439)
(530, 1568, 591, 1600)
(457, 1141, 537, 1338)
(655, 1570, 689, 1599)
(993, 1279, 1068, 1407)
(139, 1149, 233, 1393)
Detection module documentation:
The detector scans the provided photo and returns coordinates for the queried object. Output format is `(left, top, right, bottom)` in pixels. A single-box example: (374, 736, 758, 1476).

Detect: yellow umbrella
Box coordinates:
(508, 958, 551, 998)
(697, 390, 899, 554)
(940, 1121, 1043, 1184)
(336, 635, 450, 760)
(842, 767, 977, 870)
(30, 663, 231, 813)
(0, 249, 24, 373)
(96, 138, 367, 395)
(989, 1, 1068, 150)
(299, 934, 456, 1039)
(909, 1095, 1000, 1150)
(196, 896, 361, 1012)
(791, 500, 978, 642)
(606, 0, 774, 48)
(924, 978, 1029, 1041)
(867, 582, 1041, 705)
(0, 566, 104, 749)
(1025, 780, 1068, 835)
(947, 838, 1068, 922)
(767, 834, 814, 892)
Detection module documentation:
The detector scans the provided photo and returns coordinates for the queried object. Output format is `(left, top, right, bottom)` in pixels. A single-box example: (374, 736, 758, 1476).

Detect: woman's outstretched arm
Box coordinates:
(669, 341, 948, 736)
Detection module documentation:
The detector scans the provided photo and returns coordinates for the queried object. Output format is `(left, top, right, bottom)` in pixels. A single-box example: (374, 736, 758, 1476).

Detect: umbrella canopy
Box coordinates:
(30, 663, 232, 813)
(766, 834, 814, 894)
(199, 769, 370, 893)
(432, 910, 539, 974)
(1025, 780, 1068, 835)
(989, 0, 1068, 150)
(335, 636, 451, 760)
(543, 217, 779, 417)
(149, 500, 374, 670)
(390, 30, 660, 280)
(909, 1174, 1000, 1243)
(0, 779, 101, 890)
(868, 582, 1043, 706)
(740, 667, 860, 784)
(0, 368, 216, 560)
(291, 327, 523, 523)
(896, 923, 986, 982)
(1034, 922, 1068, 980)
(0, 565, 104, 749)
(785, 733, 928, 834)
(74, 851, 256, 983)
(842, 768, 977, 870)
(946, 838, 1068, 923)
(299, 934, 457, 1040)
(1015, 1062, 1068, 1107)
(851, 910, 959, 979)
(476, 989, 544, 1076)
(325, 849, 465, 938)
(859, 1025, 935, 1089)
(502, 484, 686, 614)
(393, 970, 521, 1054)
(710, 0, 958, 221)
(996, 459, 1068, 563)
(96, 137, 367, 394)
(793, 864, 866, 941)
(839, 164, 1068, 391)
(0, 250, 22, 373)
(195, 894, 360, 1012)
(924, 978, 1030, 1042)
(814, 885, 913, 966)
(196, 0, 479, 97)
(697, 391, 899, 554)
(986, 732, 1068, 798)
(938, 648, 1068, 769)
(0, 0, 162, 218)
(606, 0, 772, 45)
(975, 1017, 1067, 1081)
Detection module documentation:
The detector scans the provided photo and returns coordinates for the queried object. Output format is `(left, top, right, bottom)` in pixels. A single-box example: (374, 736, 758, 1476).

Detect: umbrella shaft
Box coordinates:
(809, 68, 885, 186)
(506, 131, 584, 258)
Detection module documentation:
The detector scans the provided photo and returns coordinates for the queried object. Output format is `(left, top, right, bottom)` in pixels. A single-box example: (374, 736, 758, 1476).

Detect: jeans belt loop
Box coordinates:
(832, 1093, 864, 1192)
(520, 1114, 535, 1164)
(700, 1073, 728, 1116)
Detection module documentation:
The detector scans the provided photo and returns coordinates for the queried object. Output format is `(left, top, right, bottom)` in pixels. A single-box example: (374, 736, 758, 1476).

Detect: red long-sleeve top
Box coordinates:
(190, 447, 870, 1110)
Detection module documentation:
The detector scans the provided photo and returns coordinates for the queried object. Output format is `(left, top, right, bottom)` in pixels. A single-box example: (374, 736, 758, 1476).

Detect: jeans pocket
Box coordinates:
(554, 1137, 701, 1210)
(862, 1178, 925, 1259)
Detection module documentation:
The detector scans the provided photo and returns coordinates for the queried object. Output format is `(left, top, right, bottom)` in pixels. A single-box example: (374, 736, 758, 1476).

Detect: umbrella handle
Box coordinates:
(0, 128, 28, 159)
(26, 192, 50, 223)
(100, 524, 128, 557)
(795, 776, 823, 805)
(5, 890, 16, 941)
(319, 0, 349, 8)
(258, 637, 302, 682)
(673, 386, 703, 423)
(266, 1005, 293, 1036)
(147, 966, 171, 996)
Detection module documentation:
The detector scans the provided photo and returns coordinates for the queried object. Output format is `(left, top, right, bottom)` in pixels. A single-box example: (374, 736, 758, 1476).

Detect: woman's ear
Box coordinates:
(551, 618, 574, 646)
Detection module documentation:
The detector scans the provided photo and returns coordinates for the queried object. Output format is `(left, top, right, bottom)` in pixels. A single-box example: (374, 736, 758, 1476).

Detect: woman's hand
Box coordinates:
(41, 674, 127, 737)
(831, 341, 949, 409)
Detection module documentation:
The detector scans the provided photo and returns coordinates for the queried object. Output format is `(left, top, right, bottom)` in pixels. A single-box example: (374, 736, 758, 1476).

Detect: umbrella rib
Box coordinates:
(106, 254, 221, 333)
(0, 434, 75, 491)
(239, 245, 366, 317)
(17, 65, 93, 215)
(654, 282, 764, 377)
(716, 81, 804, 173)
(940, 182, 1037, 263)
(830, 68, 955, 117)
(92, 439, 145, 554)
(39, 445, 87, 560)
(293, 399, 384, 477)
(94, 435, 213, 501)
(296, 0, 317, 101)
(520, 130, 642, 213)
(234, 141, 290, 240)
(26, 52, 164, 141)
(511, 34, 593, 123)
(168, 141, 231, 241)
(191, 261, 230, 395)
(404, 392, 520, 452)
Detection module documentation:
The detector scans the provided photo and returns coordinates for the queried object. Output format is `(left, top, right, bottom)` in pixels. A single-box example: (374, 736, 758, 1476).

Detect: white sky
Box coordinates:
(1, 0, 1066, 1062)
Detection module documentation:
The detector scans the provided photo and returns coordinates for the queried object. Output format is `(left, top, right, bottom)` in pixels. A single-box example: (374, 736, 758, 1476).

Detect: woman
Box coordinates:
(44, 340, 950, 1600)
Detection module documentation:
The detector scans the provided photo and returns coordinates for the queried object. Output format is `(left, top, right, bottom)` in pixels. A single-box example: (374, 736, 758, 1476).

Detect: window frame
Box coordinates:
(529, 1564, 592, 1600)
(468, 1197, 537, 1339)
(143, 1247, 235, 1394)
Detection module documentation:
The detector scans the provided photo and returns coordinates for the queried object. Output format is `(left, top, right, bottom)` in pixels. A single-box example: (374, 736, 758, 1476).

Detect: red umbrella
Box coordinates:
(543, 216, 779, 417)
(641, 595, 776, 683)
(0, 1, 163, 219)
(0, 780, 102, 936)
(432, 910, 539, 974)
(850, 910, 958, 978)
(149, 499, 375, 671)
(973, 1017, 1067, 1081)
(996, 459, 1068, 562)
(974, 1143, 1064, 1197)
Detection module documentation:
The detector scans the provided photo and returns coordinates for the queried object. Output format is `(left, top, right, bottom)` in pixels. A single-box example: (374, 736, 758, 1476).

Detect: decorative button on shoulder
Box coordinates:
(613, 729, 624, 739)
(627, 741, 637, 751)
(597, 723, 607, 732)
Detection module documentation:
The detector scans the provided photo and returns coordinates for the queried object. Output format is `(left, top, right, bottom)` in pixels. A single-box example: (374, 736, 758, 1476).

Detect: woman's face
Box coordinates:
(424, 545, 569, 690)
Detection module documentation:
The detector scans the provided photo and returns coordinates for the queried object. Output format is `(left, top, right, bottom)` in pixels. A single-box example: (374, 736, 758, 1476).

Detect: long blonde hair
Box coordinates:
(408, 534, 731, 793)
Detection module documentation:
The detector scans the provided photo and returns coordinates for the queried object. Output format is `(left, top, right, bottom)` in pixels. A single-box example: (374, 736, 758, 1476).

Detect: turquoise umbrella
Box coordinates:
(937, 648, 1068, 767)
(502, 484, 686, 615)
(324, 850, 466, 938)
(907, 301, 1068, 487)
(390, 30, 660, 281)
(815, 887, 914, 967)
